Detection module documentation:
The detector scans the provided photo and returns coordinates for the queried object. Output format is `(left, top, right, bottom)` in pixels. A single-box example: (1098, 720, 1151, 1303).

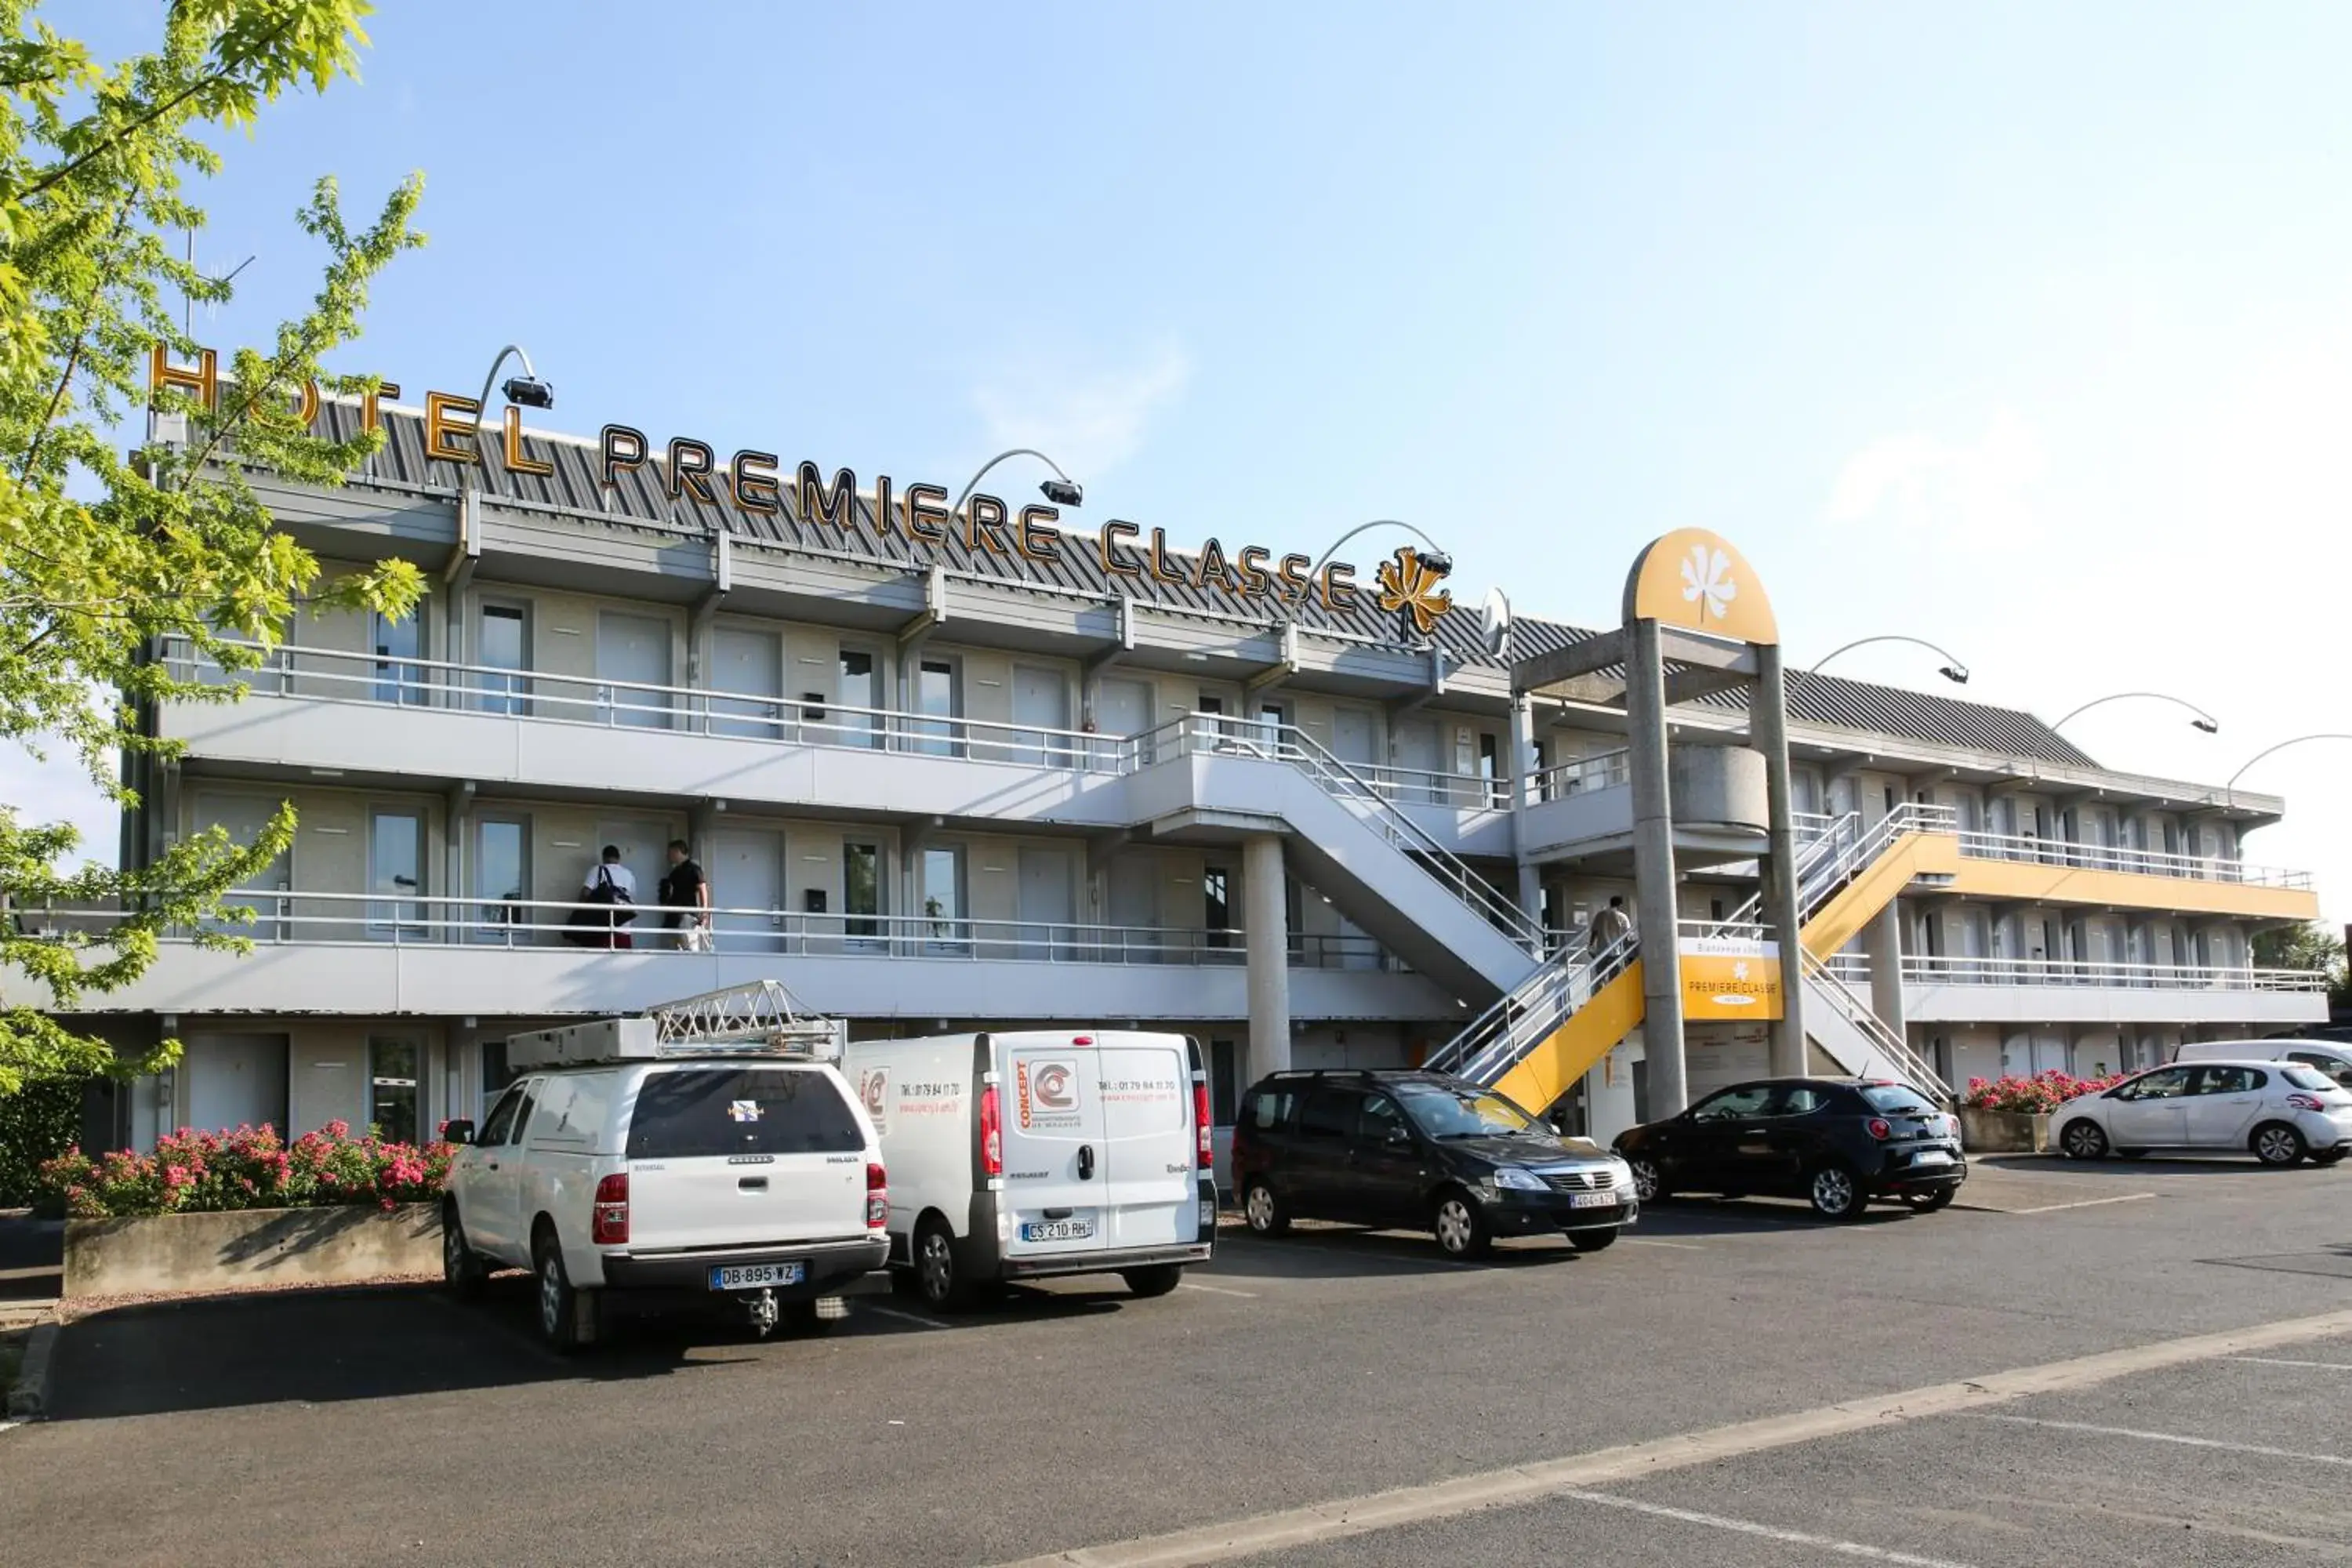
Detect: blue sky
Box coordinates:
(27, 2, 2352, 920)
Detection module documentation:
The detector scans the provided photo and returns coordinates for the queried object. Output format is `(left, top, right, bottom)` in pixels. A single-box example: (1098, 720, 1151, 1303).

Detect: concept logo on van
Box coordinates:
(1016, 1058, 1084, 1131)
(858, 1068, 890, 1134)
(1033, 1062, 1077, 1112)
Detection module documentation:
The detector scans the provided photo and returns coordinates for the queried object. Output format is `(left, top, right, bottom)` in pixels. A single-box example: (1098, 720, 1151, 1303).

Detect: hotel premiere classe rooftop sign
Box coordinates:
(150, 343, 1457, 640)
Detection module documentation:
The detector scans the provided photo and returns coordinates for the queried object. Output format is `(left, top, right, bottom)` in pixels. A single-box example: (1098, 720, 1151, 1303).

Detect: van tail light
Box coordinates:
(1194, 1081, 1214, 1169)
(979, 1083, 1004, 1178)
(2285, 1093, 2328, 1112)
(592, 1173, 630, 1244)
(1865, 1118, 1893, 1142)
(866, 1161, 889, 1229)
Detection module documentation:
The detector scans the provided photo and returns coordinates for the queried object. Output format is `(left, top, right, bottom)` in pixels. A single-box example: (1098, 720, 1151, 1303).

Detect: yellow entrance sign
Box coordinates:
(1680, 938, 1784, 1021)
(1624, 528, 1779, 646)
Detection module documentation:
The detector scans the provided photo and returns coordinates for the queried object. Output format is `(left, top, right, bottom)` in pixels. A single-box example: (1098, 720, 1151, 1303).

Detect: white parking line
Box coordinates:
(1176, 1281, 1258, 1298)
(1618, 1238, 1707, 1250)
(988, 1305, 2352, 1567)
(2004, 1193, 2157, 1215)
(1971, 1413, 2352, 1467)
(1554, 1489, 1980, 1567)
(2233, 1356, 2352, 1371)
(866, 1305, 950, 1331)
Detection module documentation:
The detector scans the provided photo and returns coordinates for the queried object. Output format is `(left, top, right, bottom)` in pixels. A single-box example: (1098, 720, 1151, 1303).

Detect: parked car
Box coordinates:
(1613, 1077, 1965, 1221)
(1230, 1069, 1637, 1259)
(2175, 1037, 2352, 1091)
(2054, 1059, 2352, 1167)
(442, 1019, 891, 1352)
(840, 1030, 1217, 1309)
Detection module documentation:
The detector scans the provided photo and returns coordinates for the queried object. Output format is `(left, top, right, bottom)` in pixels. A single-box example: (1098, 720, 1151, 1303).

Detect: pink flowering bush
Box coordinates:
(36, 1120, 454, 1219)
(1961, 1070, 2129, 1116)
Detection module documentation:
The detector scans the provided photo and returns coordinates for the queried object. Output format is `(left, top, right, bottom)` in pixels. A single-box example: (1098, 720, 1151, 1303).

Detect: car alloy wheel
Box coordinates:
(1628, 1157, 1663, 1203)
(917, 1226, 958, 1308)
(2060, 1120, 2108, 1160)
(1809, 1165, 1861, 1221)
(2254, 1123, 2307, 1167)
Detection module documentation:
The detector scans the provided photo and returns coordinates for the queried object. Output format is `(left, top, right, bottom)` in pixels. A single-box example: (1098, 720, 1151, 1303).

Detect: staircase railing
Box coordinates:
(1134, 713, 1546, 954)
(1800, 950, 1954, 1105)
(1716, 802, 1958, 936)
(1422, 931, 1637, 1087)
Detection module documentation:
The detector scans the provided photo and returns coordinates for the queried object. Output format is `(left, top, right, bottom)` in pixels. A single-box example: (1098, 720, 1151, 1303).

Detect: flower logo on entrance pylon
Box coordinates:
(1679, 543, 1737, 624)
(1732, 960, 1751, 982)
(1375, 546, 1456, 638)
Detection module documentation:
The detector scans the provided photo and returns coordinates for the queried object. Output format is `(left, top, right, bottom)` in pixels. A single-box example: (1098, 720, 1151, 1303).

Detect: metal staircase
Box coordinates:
(1424, 804, 1959, 1106)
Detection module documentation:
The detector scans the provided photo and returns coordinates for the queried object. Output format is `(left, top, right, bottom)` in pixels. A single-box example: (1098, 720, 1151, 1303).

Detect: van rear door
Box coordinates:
(1097, 1033, 1199, 1250)
(622, 1066, 869, 1251)
(1000, 1037, 1112, 1261)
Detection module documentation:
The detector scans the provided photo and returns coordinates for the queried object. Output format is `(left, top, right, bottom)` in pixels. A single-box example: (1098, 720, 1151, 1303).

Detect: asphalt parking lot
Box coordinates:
(7, 1156, 2352, 1566)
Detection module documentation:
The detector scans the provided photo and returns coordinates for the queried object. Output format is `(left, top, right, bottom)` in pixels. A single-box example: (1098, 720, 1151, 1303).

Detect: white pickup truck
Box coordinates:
(441, 1018, 891, 1352)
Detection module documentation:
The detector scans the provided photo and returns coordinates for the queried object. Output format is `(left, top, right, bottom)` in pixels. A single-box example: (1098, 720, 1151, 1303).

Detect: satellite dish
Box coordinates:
(1479, 586, 1512, 659)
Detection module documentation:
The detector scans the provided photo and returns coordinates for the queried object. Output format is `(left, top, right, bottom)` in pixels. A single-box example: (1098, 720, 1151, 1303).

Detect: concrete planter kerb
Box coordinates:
(1957, 1107, 2051, 1155)
(63, 1203, 444, 1299)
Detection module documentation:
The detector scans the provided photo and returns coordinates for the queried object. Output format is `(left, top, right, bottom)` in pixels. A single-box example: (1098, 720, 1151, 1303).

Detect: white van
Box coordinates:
(445, 1011, 891, 1352)
(841, 1030, 1218, 1309)
(2176, 1037, 2352, 1089)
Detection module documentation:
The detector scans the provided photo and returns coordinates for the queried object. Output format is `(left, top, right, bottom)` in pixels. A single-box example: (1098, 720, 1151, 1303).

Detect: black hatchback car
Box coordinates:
(1613, 1077, 1965, 1221)
(1231, 1069, 1637, 1258)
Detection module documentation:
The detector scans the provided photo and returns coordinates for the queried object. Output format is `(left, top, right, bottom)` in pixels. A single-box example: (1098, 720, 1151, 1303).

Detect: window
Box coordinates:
(372, 607, 425, 705)
(1243, 1086, 1294, 1131)
(2192, 1065, 2264, 1095)
(480, 1041, 518, 1096)
(477, 1083, 524, 1145)
(625, 1069, 864, 1158)
(1772, 1086, 1831, 1116)
(2281, 1065, 2337, 1092)
(473, 817, 528, 942)
(1356, 1094, 1409, 1145)
(476, 603, 527, 714)
(507, 1083, 541, 1144)
(1690, 1084, 1776, 1121)
(915, 657, 961, 756)
(1204, 866, 1232, 949)
(2286, 1052, 2352, 1089)
(1857, 1085, 1932, 1116)
(921, 846, 966, 950)
(844, 841, 882, 942)
(1393, 1082, 1537, 1138)
(1298, 1087, 1362, 1139)
(1479, 732, 1501, 804)
(2115, 1066, 2192, 1101)
(368, 809, 424, 937)
(368, 1036, 419, 1145)
(838, 648, 880, 746)
(1210, 1040, 1238, 1125)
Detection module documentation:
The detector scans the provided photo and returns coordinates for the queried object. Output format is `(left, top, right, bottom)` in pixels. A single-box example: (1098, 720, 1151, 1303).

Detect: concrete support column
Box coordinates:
(1507, 694, 1542, 927)
(1243, 833, 1292, 1078)
(1625, 618, 1687, 1116)
(1751, 642, 1809, 1076)
(1864, 898, 1907, 1040)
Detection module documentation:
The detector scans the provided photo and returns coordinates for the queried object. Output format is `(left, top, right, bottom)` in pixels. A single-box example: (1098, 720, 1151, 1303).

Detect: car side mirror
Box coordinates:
(444, 1120, 476, 1145)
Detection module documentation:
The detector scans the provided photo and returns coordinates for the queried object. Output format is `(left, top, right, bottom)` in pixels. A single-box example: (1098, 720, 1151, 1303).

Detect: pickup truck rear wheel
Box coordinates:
(441, 1204, 487, 1301)
(534, 1229, 593, 1354)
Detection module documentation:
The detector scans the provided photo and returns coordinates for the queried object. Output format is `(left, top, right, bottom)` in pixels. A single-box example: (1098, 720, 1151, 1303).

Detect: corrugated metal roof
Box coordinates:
(328, 405, 2096, 768)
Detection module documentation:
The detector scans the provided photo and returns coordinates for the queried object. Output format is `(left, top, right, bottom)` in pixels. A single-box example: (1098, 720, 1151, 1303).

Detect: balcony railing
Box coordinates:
(1953, 827, 2310, 889)
(11, 888, 1402, 971)
(1900, 954, 2329, 993)
(1534, 749, 1630, 801)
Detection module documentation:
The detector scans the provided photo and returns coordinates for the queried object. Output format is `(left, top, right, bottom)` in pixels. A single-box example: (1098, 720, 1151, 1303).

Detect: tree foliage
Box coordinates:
(0, 0, 424, 1094)
(2252, 920, 2350, 1009)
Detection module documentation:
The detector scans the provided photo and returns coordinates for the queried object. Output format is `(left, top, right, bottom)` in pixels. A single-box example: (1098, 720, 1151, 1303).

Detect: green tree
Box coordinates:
(2252, 921, 2350, 1010)
(0, 0, 425, 1098)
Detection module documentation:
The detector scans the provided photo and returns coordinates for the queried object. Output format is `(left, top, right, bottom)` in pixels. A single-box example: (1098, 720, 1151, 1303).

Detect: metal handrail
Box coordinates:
(10, 888, 1400, 969)
(1424, 931, 1637, 1086)
(1799, 950, 1954, 1105)
(1899, 954, 2330, 993)
(1534, 750, 1632, 800)
(1951, 827, 2310, 889)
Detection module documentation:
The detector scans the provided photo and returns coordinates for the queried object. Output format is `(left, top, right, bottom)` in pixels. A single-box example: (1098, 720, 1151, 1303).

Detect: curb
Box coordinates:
(5, 1322, 59, 1421)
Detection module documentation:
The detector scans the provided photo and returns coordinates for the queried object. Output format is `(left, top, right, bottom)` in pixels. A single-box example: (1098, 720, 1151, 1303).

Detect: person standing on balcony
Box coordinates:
(584, 845, 637, 950)
(1588, 895, 1633, 956)
(660, 839, 712, 953)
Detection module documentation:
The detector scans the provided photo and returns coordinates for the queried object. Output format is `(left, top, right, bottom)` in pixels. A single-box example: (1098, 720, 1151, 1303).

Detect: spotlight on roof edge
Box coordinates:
(2193, 717, 2220, 734)
(1039, 478, 1083, 507)
(1417, 549, 1455, 577)
(1938, 665, 1969, 685)
(502, 375, 555, 410)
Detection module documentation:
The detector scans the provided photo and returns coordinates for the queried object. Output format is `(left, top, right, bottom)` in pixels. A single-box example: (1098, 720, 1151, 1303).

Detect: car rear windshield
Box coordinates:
(2281, 1065, 2336, 1091)
(626, 1069, 863, 1159)
(1859, 1085, 1936, 1116)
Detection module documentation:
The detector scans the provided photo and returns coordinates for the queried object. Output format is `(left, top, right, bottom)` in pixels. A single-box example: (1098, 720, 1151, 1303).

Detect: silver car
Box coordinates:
(2054, 1059, 2352, 1167)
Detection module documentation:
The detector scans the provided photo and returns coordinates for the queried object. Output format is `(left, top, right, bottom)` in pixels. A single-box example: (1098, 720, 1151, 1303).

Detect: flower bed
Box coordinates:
(1960, 1070, 2127, 1115)
(37, 1121, 453, 1219)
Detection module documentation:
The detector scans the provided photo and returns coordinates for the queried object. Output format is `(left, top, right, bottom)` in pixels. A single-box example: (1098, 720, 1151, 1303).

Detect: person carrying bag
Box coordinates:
(564, 846, 639, 949)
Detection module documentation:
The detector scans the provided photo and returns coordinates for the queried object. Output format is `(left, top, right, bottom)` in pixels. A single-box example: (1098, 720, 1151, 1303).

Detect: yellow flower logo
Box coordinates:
(1679, 544, 1739, 623)
(1375, 546, 1455, 637)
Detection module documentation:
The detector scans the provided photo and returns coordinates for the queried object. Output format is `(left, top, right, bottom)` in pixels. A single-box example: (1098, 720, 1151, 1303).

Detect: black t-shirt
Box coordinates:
(657, 859, 707, 925)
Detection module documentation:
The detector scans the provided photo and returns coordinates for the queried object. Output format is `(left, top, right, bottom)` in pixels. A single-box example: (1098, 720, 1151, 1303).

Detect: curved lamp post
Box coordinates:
(1809, 635, 1969, 685)
(474, 343, 554, 423)
(952, 448, 1083, 517)
(2225, 733, 2352, 792)
(1282, 520, 1456, 637)
(2052, 691, 2220, 735)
